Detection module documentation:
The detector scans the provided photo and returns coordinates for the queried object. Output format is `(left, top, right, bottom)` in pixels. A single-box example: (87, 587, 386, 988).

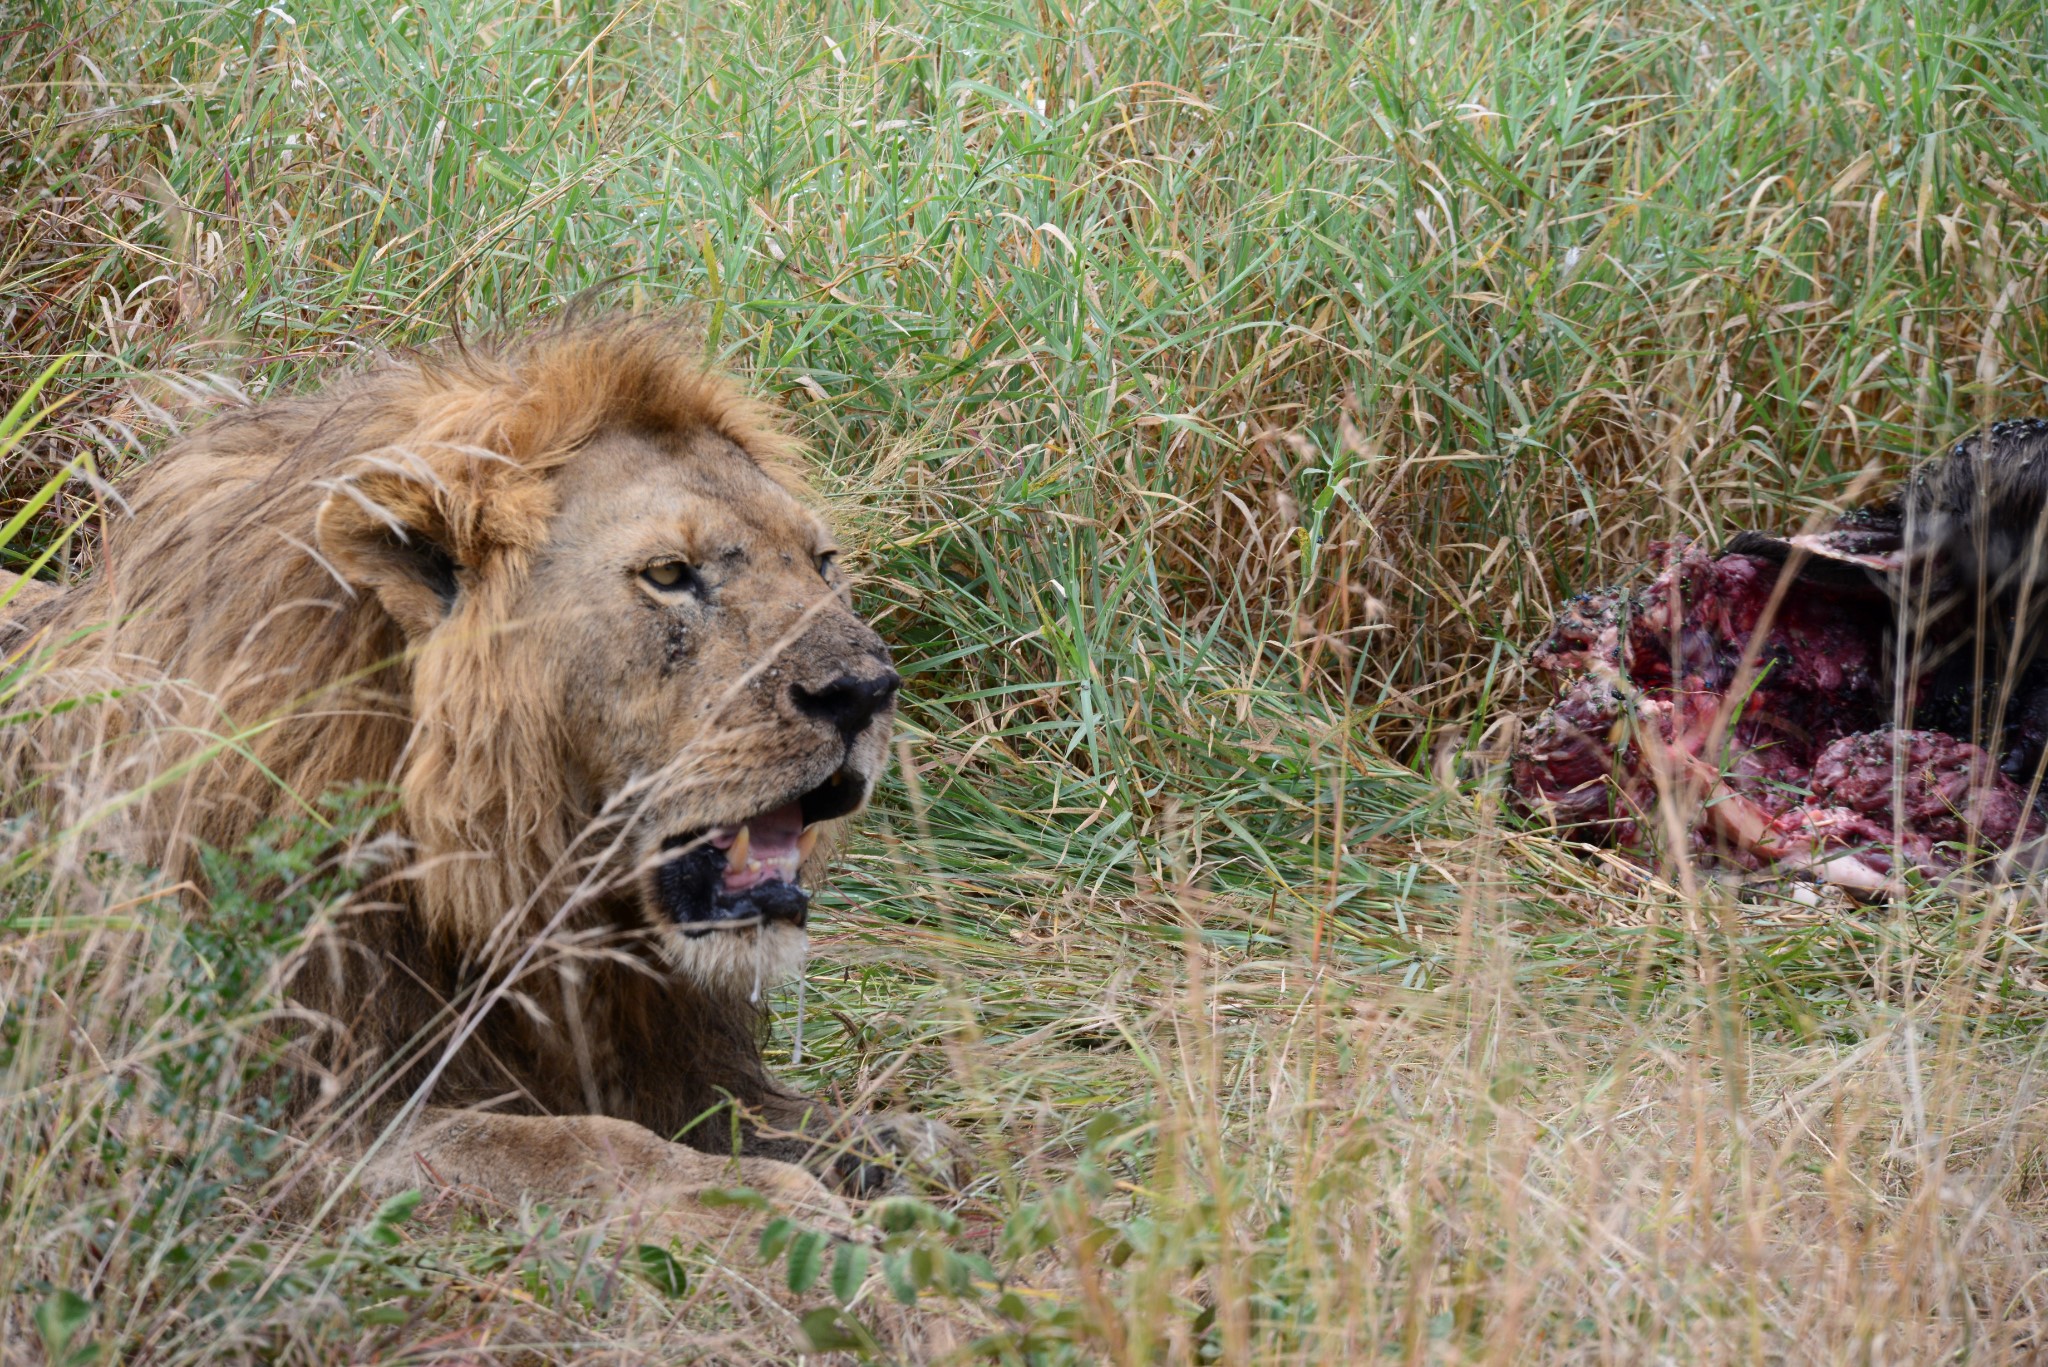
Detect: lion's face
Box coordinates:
(322, 415, 896, 989)
(520, 427, 896, 981)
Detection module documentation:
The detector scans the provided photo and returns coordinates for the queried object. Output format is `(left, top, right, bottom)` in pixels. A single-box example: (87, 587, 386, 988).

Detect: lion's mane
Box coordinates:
(3, 321, 829, 1136)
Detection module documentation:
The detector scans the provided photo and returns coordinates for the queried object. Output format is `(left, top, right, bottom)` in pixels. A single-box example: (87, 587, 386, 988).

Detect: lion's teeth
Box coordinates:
(728, 825, 751, 868)
(797, 827, 819, 862)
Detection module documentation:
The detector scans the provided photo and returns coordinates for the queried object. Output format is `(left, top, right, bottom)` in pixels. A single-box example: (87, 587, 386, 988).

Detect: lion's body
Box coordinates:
(2, 320, 946, 1224)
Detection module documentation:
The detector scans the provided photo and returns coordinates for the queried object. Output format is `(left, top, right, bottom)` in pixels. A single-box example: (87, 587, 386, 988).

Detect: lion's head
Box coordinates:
(15, 320, 894, 990)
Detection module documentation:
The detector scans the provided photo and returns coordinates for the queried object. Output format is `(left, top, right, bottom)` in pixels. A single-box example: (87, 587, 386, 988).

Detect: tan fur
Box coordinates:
(2, 317, 956, 1233)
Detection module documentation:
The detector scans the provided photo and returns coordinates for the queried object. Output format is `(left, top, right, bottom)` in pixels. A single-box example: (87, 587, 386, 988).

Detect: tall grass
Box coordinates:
(5, 0, 2048, 1360)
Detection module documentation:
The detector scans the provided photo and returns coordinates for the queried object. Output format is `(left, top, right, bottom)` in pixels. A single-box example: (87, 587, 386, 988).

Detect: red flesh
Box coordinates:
(1511, 540, 2044, 887)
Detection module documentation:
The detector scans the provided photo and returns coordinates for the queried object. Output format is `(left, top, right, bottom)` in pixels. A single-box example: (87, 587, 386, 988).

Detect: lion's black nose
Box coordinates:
(792, 668, 900, 740)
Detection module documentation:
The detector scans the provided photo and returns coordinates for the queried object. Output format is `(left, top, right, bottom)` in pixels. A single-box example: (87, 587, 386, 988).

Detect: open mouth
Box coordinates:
(652, 765, 868, 936)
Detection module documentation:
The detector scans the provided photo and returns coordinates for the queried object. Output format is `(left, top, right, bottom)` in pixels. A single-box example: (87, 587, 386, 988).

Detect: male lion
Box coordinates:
(1, 318, 952, 1233)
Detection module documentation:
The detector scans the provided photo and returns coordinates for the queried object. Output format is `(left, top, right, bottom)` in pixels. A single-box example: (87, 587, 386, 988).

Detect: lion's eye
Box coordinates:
(641, 561, 700, 594)
(815, 551, 838, 581)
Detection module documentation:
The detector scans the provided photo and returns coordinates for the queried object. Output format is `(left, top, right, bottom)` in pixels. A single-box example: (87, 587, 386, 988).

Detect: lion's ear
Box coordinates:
(315, 468, 476, 639)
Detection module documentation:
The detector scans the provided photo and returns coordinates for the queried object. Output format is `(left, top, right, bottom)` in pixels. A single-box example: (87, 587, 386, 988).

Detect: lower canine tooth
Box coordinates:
(797, 827, 819, 861)
(728, 825, 751, 868)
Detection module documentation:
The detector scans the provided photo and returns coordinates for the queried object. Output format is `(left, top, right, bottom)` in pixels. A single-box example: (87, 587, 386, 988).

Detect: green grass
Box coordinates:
(7, 0, 2048, 1360)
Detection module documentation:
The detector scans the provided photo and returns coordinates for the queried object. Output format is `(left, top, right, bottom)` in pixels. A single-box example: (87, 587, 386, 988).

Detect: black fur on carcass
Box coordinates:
(1511, 419, 2048, 893)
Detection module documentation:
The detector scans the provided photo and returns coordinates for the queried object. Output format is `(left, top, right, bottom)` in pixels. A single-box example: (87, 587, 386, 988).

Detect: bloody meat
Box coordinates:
(1511, 419, 2048, 891)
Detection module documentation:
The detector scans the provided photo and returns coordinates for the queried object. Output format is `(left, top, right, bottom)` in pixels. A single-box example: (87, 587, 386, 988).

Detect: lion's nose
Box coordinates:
(792, 668, 900, 741)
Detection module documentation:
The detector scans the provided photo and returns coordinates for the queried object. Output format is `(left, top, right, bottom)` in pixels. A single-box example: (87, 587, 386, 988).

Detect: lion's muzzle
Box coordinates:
(653, 836, 810, 937)
(652, 764, 870, 936)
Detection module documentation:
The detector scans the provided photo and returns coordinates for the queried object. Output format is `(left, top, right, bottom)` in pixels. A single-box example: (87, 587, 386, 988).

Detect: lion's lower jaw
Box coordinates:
(660, 920, 809, 994)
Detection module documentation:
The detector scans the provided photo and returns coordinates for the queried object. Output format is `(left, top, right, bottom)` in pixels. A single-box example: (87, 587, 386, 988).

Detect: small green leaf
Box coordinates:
(786, 1227, 826, 1294)
(938, 1247, 990, 1294)
(830, 1239, 872, 1305)
(798, 1306, 873, 1354)
(874, 1195, 925, 1234)
(870, 1194, 955, 1235)
(882, 1250, 919, 1305)
(1000, 1201, 1056, 1258)
(698, 1186, 770, 1211)
(373, 1189, 422, 1226)
(34, 1290, 95, 1365)
(630, 1243, 690, 1298)
(757, 1215, 794, 1262)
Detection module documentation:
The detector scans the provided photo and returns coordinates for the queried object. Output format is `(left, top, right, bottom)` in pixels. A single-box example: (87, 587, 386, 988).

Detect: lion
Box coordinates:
(0, 317, 954, 1236)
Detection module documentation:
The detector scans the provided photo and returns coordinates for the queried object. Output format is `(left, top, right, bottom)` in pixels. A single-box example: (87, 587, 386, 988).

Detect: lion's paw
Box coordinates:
(631, 1154, 856, 1250)
(726, 1154, 854, 1226)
